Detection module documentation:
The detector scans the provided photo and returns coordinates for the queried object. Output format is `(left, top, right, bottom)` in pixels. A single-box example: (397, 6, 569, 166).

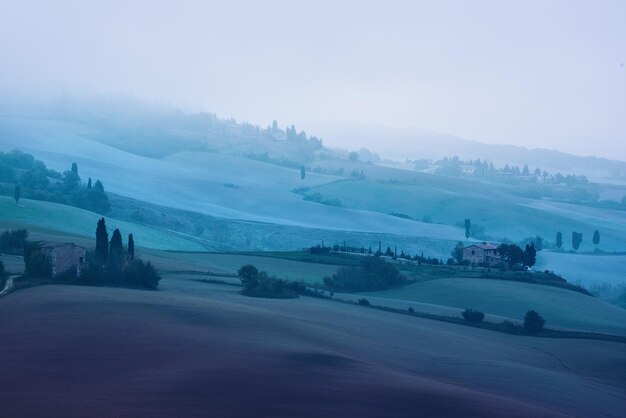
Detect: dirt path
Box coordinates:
(0, 276, 15, 297)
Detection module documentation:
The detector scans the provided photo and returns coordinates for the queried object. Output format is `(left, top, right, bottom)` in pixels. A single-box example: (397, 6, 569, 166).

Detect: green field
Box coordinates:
(0, 196, 203, 251)
(146, 251, 340, 284)
(364, 278, 626, 336)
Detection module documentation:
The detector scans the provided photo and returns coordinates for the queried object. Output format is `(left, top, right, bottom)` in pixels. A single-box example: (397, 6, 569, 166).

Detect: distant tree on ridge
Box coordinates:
(13, 185, 21, 204)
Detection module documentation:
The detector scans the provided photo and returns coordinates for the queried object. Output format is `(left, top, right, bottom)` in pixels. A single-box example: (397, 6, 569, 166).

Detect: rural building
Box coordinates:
(37, 242, 86, 276)
(226, 124, 241, 137)
(460, 164, 476, 175)
(463, 244, 500, 266)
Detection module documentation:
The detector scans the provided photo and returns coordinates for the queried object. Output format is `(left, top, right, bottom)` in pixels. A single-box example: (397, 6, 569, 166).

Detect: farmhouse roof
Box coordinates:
(464, 244, 498, 250)
(36, 241, 85, 250)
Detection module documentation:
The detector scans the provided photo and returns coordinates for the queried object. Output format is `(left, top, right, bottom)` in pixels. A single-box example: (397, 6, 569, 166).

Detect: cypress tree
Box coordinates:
(87, 177, 92, 189)
(300, 165, 306, 180)
(572, 232, 583, 250)
(592, 230, 600, 246)
(556, 232, 563, 249)
(464, 219, 471, 239)
(95, 218, 109, 262)
(13, 185, 21, 204)
(128, 233, 135, 259)
(109, 229, 124, 266)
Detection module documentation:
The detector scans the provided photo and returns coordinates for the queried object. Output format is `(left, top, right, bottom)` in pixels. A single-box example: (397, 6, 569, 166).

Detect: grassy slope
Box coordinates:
(0, 115, 464, 240)
(365, 278, 626, 336)
(537, 251, 626, 286)
(0, 283, 624, 417)
(303, 179, 626, 250)
(0, 196, 203, 251)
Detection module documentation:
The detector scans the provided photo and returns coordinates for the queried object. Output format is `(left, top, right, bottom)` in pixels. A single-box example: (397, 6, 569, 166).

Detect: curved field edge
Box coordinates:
(0, 196, 203, 251)
(361, 278, 626, 336)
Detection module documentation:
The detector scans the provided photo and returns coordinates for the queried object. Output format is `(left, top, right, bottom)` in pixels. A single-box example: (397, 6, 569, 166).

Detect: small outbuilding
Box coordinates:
(463, 244, 501, 266)
(36, 242, 86, 276)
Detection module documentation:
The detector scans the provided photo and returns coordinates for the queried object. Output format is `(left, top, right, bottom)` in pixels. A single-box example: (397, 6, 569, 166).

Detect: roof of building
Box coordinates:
(464, 244, 498, 250)
(36, 241, 86, 250)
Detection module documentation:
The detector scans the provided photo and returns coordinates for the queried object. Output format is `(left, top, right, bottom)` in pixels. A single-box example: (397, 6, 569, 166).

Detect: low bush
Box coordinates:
(358, 298, 370, 306)
(462, 308, 485, 323)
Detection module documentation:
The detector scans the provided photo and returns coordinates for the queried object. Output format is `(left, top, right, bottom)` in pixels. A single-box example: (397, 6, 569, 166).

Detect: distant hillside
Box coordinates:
(5, 99, 624, 183)
(313, 122, 626, 183)
(0, 98, 331, 165)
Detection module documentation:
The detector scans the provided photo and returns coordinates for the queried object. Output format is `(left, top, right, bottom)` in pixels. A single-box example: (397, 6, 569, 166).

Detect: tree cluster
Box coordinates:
(433, 155, 589, 186)
(83, 218, 159, 289)
(497, 243, 536, 270)
(0, 150, 110, 214)
(238, 264, 305, 299)
(323, 256, 407, 292)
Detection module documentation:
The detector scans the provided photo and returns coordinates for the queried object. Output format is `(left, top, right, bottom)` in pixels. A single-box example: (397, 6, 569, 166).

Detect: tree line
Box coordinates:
(555, 230, 600, 251)
(309, 242, 443, 265)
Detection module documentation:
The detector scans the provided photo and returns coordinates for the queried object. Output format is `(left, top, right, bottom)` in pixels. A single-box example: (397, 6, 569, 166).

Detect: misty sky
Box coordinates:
(1, 0, 625, 159)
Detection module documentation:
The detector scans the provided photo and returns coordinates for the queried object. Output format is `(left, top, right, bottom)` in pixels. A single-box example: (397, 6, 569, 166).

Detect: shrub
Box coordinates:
(0, 260, 4, 277)
(25, 250, 52, 278)
(55, 266, 78, 283)
(462, 308, 485, 323)
(358, 298, 370, 306)
(496, 262, 508, 272)
(523, 310, 545, 334)
(124, 259, 161, 290)
(408, 307, 414, 313)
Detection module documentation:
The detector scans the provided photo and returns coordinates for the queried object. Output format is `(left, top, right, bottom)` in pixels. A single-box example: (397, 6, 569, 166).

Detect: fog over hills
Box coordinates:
(1, 3, 625, 417)
(312, 121, 626, 182)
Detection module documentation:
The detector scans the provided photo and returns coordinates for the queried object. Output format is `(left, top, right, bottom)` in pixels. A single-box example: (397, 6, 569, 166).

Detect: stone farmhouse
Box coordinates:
(463, 244, 501, 266)
(37, 242, 86, 276)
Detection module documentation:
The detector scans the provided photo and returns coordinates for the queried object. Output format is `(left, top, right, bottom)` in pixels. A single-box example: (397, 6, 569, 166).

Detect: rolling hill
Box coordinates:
(1, 110, 625, 288)
(0, 282, 624, 417)
(364, 278, 626, 336)
(0, 196, 203, 251)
